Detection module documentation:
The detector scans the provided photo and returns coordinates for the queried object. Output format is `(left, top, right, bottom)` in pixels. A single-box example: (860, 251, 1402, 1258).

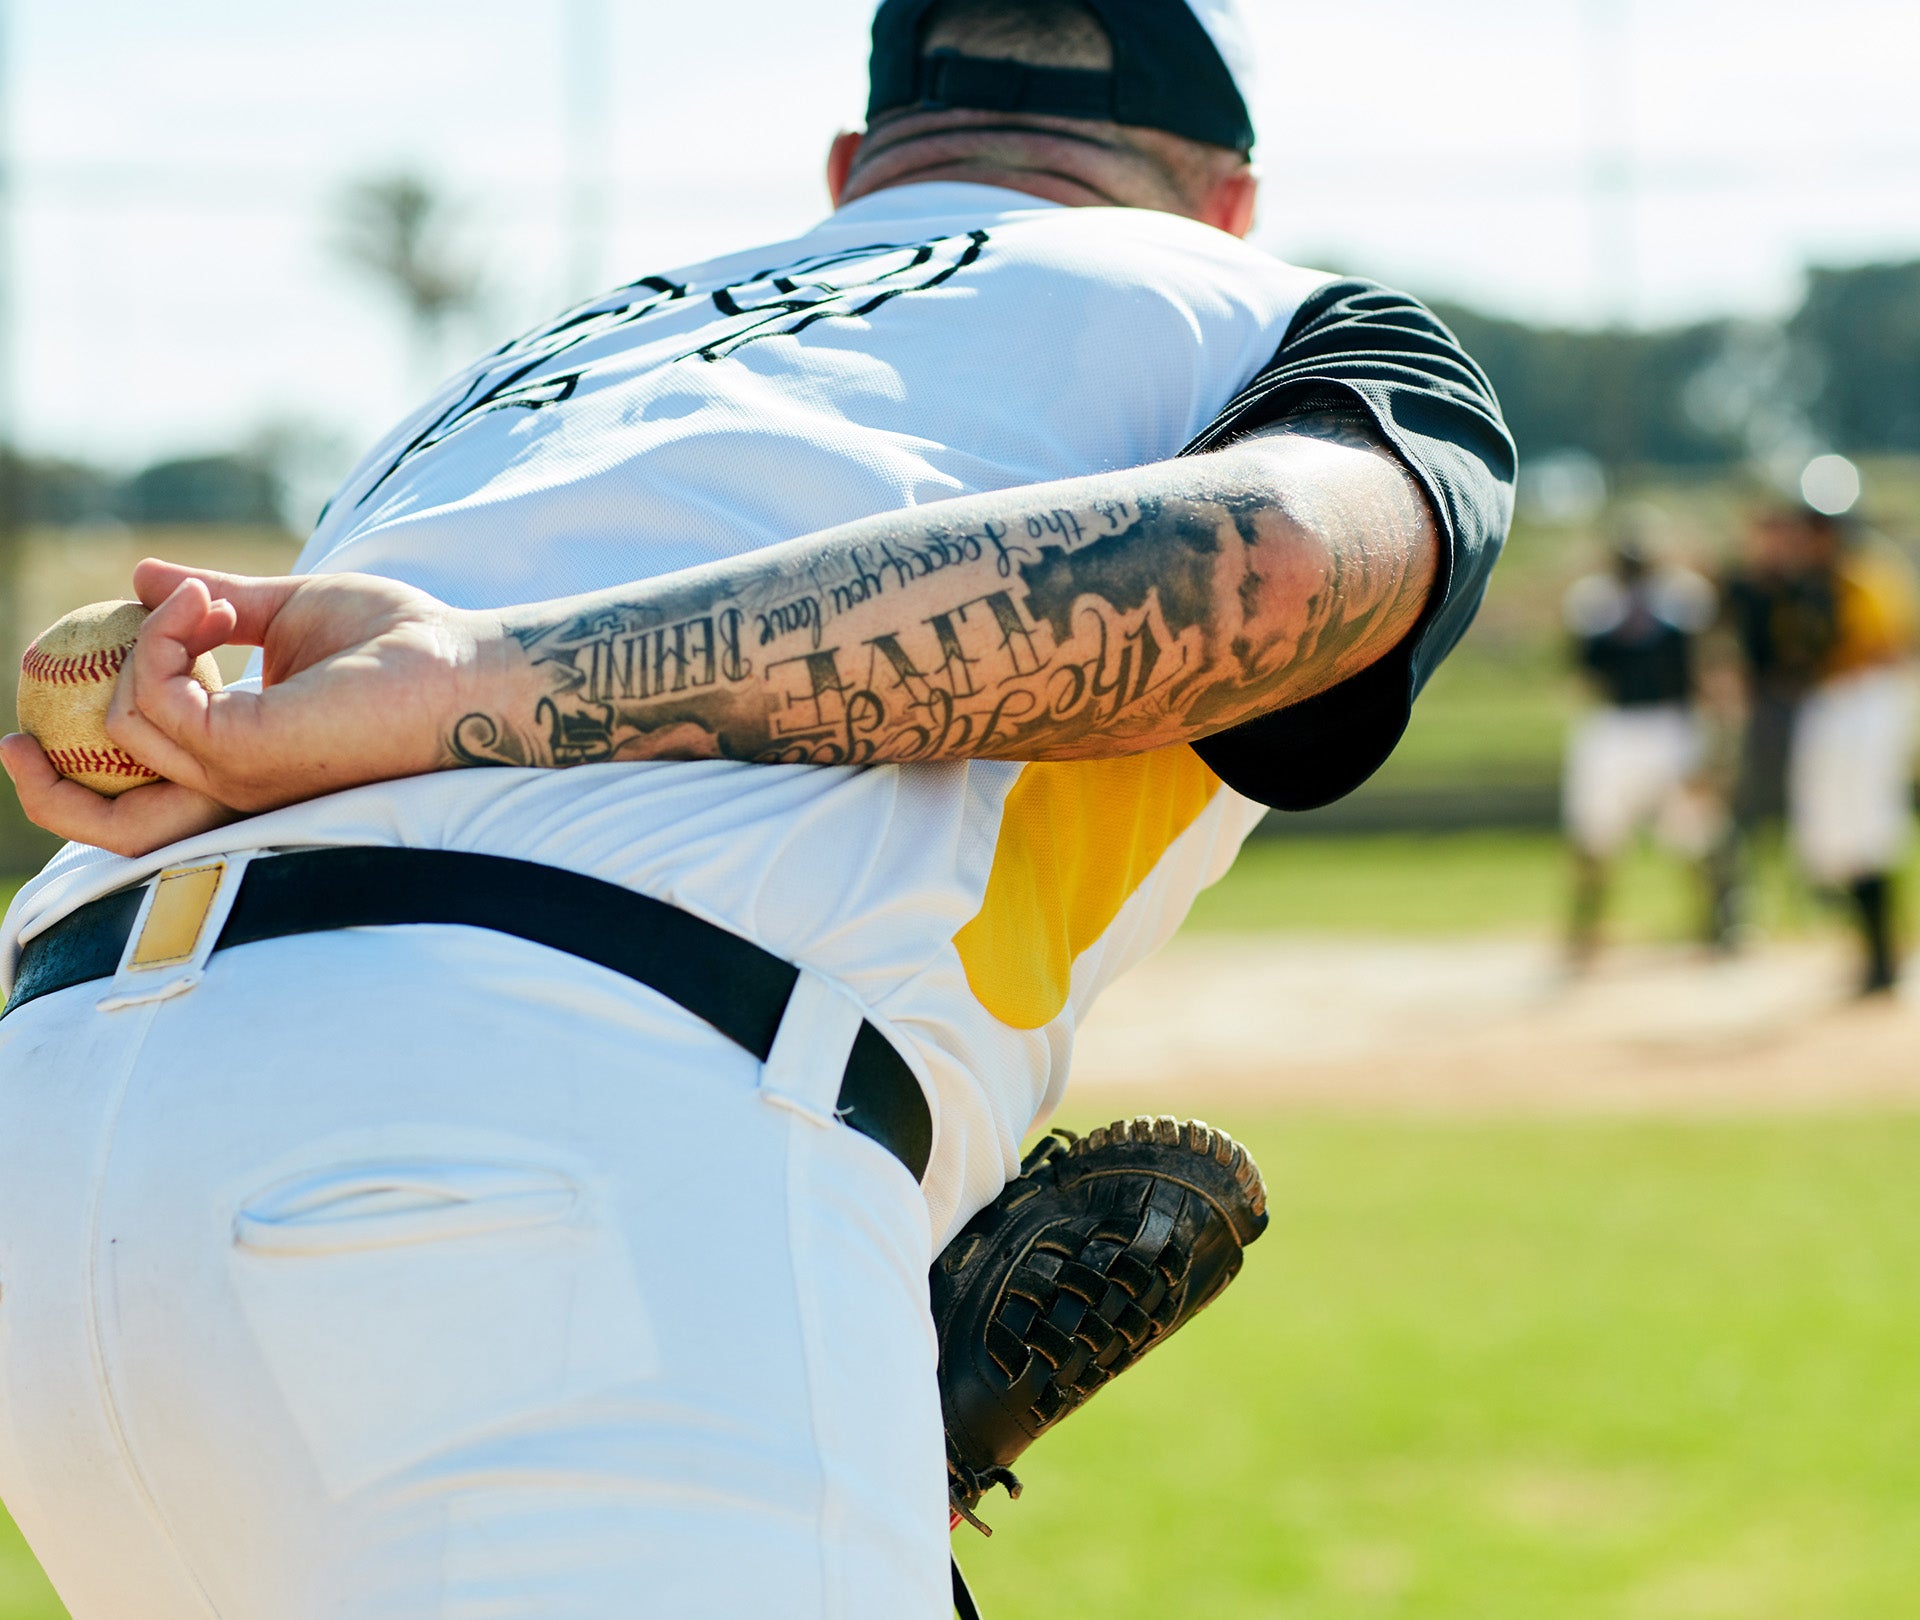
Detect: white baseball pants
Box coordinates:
(0, 923, 948, 1620)
(1790, 666, 1917, 884)
(1563, 704, 1713, 859)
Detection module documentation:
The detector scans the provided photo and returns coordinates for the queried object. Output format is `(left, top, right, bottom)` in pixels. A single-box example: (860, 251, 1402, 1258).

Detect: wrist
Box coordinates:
(440, 608, 545, 769)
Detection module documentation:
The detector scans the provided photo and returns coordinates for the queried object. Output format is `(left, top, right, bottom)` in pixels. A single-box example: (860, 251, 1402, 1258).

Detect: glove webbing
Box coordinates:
(985, 1176, 1194, 1429)
(948, 1179, 1198, 1619)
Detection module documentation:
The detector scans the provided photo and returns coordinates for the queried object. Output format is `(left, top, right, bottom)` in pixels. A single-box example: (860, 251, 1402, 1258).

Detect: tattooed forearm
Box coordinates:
(447, 410, 1439, 770)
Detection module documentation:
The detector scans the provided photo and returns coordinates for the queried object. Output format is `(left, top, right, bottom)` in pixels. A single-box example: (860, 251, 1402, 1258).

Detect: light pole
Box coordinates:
(565, 0, 613, 303)
(1583, 0, 1636, 328)
(0, 0, 41, 871)
(0, 0, 21, 688)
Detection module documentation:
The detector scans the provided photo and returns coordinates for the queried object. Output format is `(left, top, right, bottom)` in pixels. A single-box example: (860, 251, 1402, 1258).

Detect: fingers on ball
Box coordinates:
(18, 600, 223, 798)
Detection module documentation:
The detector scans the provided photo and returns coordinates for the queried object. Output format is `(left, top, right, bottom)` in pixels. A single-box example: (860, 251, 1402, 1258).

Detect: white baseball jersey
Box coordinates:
(3, 181, 1511, 1247)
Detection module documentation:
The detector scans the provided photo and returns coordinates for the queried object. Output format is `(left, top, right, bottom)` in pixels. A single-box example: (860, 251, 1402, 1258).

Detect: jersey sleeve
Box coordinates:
(1177, 278, 1515, 811)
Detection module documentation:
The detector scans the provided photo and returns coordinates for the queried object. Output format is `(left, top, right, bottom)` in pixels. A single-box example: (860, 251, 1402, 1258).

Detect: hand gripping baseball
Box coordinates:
(1, 559, 490, 856)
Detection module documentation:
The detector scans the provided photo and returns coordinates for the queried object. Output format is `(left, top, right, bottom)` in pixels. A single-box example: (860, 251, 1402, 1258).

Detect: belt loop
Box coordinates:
(96, 851, 258, 1012)
(759, 968, 865, 1126)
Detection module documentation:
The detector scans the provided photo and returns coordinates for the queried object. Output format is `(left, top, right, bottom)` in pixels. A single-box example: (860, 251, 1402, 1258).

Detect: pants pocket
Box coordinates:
(229, 1155, 657, 1500)
(233, 1160, 580, 1255)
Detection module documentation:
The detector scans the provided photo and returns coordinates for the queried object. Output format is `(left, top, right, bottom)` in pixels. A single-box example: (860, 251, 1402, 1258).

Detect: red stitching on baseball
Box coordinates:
(43, 746, 157, 779)
(21, 641, 130, 686)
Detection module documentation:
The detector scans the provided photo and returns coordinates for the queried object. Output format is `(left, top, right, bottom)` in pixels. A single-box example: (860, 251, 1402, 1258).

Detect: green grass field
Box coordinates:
(1187, 827, 1872, 943)
(7, 1113, 1920, 1618)
(963, 1112, 1920, 1620)
(0, 1532, 54, 1620)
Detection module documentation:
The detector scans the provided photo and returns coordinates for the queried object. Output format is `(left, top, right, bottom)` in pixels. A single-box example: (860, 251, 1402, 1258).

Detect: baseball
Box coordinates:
(16, 599, 223, 796)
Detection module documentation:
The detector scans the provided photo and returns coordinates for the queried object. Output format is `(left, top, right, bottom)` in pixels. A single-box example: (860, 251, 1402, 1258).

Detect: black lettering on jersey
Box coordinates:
(688, 231, 988, 361)
(498, 275, 691, 365)
(353, 275, 690, 509)
(349, 236, 988, 509)
(354, 364, 589, 509)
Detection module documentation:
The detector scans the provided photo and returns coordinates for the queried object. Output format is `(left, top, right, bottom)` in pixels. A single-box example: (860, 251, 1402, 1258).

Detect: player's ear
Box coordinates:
(1198, 165, 1259, 239)
(826, 130, 865, 206)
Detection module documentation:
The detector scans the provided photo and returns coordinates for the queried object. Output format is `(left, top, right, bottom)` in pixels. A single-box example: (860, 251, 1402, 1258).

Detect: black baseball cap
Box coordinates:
(866, 0, 1258, 156)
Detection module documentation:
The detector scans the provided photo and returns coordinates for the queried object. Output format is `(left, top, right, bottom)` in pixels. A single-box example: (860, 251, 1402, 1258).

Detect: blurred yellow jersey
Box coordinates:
(1829, 545, 1920, 676)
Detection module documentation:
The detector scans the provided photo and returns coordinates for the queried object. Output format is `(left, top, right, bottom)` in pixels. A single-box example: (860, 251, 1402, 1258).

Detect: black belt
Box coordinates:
(2, 846, 932, 1180)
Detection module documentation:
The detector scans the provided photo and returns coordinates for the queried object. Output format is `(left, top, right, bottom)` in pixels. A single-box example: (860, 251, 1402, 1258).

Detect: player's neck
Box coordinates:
(858, 165, 1117, 210)
(834, 115, 1207, 221)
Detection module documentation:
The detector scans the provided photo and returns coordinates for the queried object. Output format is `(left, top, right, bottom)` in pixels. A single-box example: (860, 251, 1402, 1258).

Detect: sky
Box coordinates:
(8, 0, 1919, 474)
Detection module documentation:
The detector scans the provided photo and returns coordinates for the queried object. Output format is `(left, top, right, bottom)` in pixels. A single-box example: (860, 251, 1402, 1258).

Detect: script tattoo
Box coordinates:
(446, 410, 1436, 771)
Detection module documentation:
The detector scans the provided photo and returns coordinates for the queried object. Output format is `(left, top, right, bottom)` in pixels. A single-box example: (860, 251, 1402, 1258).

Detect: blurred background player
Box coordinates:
(1787, 507, 1920, 993)
(1561, 531, 1719, 966)
(1720, 509, 1837, 844)
(1710, 507, 1841, 951)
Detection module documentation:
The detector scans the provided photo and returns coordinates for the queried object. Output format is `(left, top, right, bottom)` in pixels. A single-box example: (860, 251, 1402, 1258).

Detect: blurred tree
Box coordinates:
(0, 449, 117, 525)
(1790, 261, 1920, 454)
(1430, 258, 1920, 474)
(121, 454, 282, 526)
(331, 173, 484, 388)
(0, 445, 345, 532)
(1429, 302, 1737, 471)
(1681, 321, 1824, 487)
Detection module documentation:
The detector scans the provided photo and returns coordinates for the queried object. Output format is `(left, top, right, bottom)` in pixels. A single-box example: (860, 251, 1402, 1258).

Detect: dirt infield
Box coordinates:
(1072, 935, 1920, 1113)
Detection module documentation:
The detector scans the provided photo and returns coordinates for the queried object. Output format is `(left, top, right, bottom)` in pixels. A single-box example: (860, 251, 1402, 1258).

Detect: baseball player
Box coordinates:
(1720, 508, 1839, 838)
(1719, 505, 1918, 992)
(0, 2, 1513, 1616)
(1560, 535, 1718, 964)
(1786, 508, 1919, 993)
